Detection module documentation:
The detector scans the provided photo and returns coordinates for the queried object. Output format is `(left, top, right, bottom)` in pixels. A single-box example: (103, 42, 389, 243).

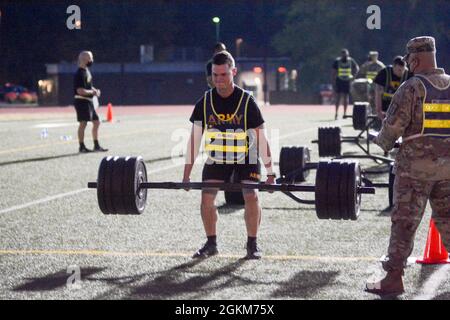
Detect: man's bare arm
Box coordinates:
(183, 123, 203, 182)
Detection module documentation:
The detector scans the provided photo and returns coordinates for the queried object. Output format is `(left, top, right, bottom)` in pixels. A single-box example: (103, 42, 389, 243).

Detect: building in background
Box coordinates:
(39, 46, 299, 106)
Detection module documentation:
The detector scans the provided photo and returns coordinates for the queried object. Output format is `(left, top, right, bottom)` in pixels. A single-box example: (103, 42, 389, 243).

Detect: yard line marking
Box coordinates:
(0, 189, 88, 214)
(0, 249, 378, 262)
(0, 163, 185, 214)
(0, 128, 158, 155)
(413, 264, 450, 300)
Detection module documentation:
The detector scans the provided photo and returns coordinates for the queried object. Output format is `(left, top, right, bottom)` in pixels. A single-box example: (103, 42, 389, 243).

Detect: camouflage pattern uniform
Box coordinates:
(357, 52, 386, 112)
(357, 52, 386, 81)
(374, 37, 450, 272)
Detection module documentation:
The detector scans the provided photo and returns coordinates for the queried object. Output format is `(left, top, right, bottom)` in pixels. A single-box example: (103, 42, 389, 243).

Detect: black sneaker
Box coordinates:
(94, 146, 109, 152)
(245, 242, 262, 260)
(192, 242, 218, 259)
(79, 146, 93, 153)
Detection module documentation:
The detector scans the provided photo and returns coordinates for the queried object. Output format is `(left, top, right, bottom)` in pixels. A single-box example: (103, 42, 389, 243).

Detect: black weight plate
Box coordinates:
(225, 170, 245, 205)
(315, 161, 330, 219)
(279, 146, 309, 182)
(353, 103, 368, 130)
(327, 161, 342, 220)
(388, 163, 395, 207)
(279, 146, 290, 179)
(301, 147, 311, 181)
(331, 127, 342, 156)
(97, 156, 110, 215)
(122, 157, 135, 214)
(338, 162, 350, 220)
(104, 156, 116, 214)
(347, 162, 361, 220)
(111, 157, 126, 215)
(133, 157, 148, 214)
(324, 128, 333, 157)
(224, 190, 245, 205)
(122, 156, 147, 215)
(318, 128, 326, 157)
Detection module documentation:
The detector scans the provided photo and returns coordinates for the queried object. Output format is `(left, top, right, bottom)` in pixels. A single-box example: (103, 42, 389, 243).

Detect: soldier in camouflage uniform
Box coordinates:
(357, 51, 386, 81)
(366, 36, 450, 296)
(357, 51, 386, 114)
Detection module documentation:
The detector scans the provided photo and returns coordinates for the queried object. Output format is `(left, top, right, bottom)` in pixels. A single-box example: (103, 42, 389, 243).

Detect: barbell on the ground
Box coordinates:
(342, 102, 379, 131)
(278, 145, 395, 207)
(87, 156, 375, 220)
(312, 126, 394, 164)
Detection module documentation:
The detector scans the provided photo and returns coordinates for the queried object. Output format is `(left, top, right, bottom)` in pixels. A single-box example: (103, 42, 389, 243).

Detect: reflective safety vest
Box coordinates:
(382, 66, 408, 101)
(203, 89, 252, 164)
(404, 75, 450, 141)
(366, 71, 378, 81)
(337, 59, 353, 81)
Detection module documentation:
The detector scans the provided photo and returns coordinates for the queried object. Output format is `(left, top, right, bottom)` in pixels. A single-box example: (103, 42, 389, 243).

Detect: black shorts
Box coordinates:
(335, 79, 351, 94)
(202, 162, 261, 182)
(74, 99, 99, 122)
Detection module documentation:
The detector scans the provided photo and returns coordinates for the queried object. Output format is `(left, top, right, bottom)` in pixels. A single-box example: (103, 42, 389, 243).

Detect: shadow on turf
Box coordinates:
(270, 270, 339, 298)
(132, 259, 249, 299)
(217, 204, 243, 215)
(0, 153, 82, 167)
(12, 267, 105, 292)
(99, 259, 251, 299)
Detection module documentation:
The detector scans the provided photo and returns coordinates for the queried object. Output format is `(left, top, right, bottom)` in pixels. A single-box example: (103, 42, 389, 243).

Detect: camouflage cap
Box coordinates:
(404, 36, 436, 58)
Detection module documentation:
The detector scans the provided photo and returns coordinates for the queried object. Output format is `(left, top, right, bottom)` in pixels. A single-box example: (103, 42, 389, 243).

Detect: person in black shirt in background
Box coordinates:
(73, 51, 108, 153)
(373, 56, 412, 120)
(332, 49, 359, 119)
(205, 42, 227, 89)
(184, 51, 275, 260)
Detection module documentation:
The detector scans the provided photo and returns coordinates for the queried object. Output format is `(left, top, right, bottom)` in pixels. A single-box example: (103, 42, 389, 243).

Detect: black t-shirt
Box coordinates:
(373, 66, 412, 88)
(332, 58, 358, 72)
(374, 66, 413, 111)
(190, 86, 265, 129)
(73, 67, 93, 96)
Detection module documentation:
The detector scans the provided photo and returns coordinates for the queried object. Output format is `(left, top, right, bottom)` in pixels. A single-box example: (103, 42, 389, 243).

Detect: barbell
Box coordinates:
(342, 102, 378, 131)
(278, 145, 395, 207)
(87, 156, 375, 220)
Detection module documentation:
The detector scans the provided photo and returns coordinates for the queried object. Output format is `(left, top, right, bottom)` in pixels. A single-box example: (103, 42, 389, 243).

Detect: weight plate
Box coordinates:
(315, 161, 330, 219)
(104, 156, 116, 214)
(352, 103, 368, 130)
(327, 161, 342, 219)
(111, 157, 126, 214)
(97, 156, 110, 215)
(224, 170, 245, 205)
(338, 162, 350, 220)
(347, 161, 361, 220)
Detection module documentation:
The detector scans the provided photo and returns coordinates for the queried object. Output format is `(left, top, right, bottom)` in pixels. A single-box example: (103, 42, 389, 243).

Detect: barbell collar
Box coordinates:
(357, 186, 376, 194)
(88, 182, 98, 188)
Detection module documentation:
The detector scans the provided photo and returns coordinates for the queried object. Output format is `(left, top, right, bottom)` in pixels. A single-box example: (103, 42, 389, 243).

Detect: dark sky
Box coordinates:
(0, 0, 290, 86)
(0, 0, 448, 89)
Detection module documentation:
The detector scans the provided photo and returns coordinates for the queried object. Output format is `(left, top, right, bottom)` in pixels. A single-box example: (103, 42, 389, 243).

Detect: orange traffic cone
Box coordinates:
(106, 103, 113, 122)
(416, 218, 450, 264)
